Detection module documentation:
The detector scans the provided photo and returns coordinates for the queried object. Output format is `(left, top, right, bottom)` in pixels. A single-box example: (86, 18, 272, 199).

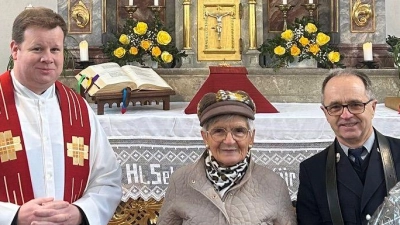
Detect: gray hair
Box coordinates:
(201, 114, 255, 135)
(321, 69, 375, 103)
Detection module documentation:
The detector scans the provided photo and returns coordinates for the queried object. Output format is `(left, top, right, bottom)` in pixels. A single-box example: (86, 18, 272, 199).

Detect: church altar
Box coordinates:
(94, 102, 400, 202)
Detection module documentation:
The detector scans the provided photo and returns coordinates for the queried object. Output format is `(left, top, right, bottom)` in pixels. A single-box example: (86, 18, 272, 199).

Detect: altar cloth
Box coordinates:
(92, 102, 400, 201)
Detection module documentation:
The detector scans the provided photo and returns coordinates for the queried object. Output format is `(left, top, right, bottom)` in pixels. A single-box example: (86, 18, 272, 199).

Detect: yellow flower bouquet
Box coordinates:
(102, 17, 187, 67)
(258, 17, 344, 69)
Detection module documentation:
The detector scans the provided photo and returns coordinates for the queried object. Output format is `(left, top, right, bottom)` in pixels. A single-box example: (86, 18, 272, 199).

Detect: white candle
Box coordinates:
(154, 0, 159, 6)
(128, 0, 133, 6)
(309, 0, 313, 3)
(363, 42, 373, 61)
(283, 0, 287, 4)
(79, 40, 89, 62)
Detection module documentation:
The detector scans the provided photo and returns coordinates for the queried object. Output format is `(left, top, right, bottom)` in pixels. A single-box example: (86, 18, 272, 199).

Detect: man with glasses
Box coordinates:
(296, 69, 400, 225)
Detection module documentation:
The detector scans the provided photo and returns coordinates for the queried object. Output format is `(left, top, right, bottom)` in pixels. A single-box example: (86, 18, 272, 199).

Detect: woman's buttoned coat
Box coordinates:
(157, 152, 296, 225)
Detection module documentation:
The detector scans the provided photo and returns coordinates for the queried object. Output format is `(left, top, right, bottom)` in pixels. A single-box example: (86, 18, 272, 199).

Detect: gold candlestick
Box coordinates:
(302, 3, 318, 20)
(124, 5, 138, 20)
(148, 5, 166, 18)
(276, 4, 293, 31)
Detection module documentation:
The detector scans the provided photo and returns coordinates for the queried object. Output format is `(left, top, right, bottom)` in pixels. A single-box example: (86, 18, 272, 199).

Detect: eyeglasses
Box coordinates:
(323, 99, 373, 116)
(207, 127, 250, 142)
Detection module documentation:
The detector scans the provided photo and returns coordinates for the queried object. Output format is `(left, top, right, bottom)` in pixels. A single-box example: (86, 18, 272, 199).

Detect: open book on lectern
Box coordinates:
(76, 62, 173, 96)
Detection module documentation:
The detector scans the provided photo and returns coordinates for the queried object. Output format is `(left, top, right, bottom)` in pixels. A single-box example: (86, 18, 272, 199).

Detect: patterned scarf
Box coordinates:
(205, 150, 250, 197)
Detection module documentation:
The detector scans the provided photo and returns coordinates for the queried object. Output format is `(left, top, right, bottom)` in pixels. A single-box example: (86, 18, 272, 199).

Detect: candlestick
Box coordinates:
(301, 3, 318, 20)
(79, 40, 89, 62)
(363, 42, 373, 61)
(148, 5, 166, 18)
(276, 4, 293, 31)
(124, 5, 138, 20)
(154, 0, 159, 6)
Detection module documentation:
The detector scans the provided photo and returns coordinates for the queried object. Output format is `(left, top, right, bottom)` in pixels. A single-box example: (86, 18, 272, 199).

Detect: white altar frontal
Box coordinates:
(94, 102, 400, 202)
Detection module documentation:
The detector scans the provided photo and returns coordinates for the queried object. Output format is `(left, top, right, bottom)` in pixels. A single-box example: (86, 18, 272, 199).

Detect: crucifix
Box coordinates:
(205, 10, 233, 48)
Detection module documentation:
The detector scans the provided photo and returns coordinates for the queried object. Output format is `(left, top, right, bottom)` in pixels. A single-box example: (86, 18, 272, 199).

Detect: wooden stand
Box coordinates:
(384, 96, 400, 112)
(90, 89, 175, 115)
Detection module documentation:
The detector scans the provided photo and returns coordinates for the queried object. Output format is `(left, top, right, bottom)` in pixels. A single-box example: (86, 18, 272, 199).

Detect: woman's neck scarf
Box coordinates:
(204, 149, 250, 198)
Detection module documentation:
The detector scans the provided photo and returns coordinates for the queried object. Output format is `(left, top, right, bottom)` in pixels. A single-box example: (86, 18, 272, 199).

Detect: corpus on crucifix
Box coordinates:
(205, 11, 233, 42)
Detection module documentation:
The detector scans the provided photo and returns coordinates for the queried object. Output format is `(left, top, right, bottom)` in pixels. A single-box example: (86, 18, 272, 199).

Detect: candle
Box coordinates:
(79, 40, 89, 62)
(283, 0, 287, 4)
(154, 0, 159, 6)
(309, 0, 313, 3)
(363, 42, 373, 61)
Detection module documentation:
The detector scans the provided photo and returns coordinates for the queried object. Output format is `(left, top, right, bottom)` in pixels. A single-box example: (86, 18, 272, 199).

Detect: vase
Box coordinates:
(287, 57, 318, 68)
(143, 56, 158, 68)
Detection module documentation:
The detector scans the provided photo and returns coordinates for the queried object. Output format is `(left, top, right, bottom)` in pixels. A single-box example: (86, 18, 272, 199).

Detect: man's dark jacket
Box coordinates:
(296, 130, 400, 225)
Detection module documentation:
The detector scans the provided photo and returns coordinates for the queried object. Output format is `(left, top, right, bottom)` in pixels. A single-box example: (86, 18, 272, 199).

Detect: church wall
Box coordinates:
(59, 68, 399, 103)
(0, 0, 56, 71)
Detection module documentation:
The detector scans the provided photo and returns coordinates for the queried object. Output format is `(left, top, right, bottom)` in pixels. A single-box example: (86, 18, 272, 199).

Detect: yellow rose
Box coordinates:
(129, 46, 138, 55)
(281, 29, 293, 41)
(119, 34, 130, 45)
(308, 44, 320, 55)
(290, 45, 301, 56)
(113, 47, 126, 58)
(316, 32, 330, 46)
(157, 31, 172, 45)
(299, 36, 309, 46)
(161, 51, 173, 63)
(140, 40, 151, 50)
(274, 46, 286, 56)
(133, 22, 148, 35)
(305, 23, 317, 33)
(328, 51, 340, 63)
(151, 46, 162, 57)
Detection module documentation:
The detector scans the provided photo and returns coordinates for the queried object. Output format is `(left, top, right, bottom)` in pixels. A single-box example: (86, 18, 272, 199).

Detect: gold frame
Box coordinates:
(350, 0, 375, 33)
(68, 0, 92, 34)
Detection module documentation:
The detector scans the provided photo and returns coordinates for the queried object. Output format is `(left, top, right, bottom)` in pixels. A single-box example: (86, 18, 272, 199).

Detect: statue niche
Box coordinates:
(197, 0, 241, 61)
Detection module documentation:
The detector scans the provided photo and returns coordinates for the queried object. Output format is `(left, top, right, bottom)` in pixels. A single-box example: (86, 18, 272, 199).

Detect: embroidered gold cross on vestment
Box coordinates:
(67, 136, 89, 166)
(0, 130, 22, 163)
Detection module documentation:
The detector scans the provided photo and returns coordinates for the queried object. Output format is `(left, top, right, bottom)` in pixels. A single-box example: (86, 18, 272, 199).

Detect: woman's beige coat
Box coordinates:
(157, 152, 296, 225)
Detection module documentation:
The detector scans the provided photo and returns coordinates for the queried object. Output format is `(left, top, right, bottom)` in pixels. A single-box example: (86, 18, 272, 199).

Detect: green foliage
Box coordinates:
(258, 17, 344, 69)
(102, 15, 187, 67)
(386, 35, 400, 53)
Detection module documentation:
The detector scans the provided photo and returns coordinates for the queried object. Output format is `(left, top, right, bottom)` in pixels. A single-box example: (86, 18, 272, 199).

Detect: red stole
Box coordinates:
(0, 71, 91, 205)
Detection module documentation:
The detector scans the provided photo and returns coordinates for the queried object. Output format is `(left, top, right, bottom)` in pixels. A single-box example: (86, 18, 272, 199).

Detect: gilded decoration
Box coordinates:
(0, 130, 22, 163)
(198, 0, 241, 61)
(68, 0, 92, 34)
(350, 0, 375, 33)
(108, 198, 163, 225)
(67, 136, 88, 166)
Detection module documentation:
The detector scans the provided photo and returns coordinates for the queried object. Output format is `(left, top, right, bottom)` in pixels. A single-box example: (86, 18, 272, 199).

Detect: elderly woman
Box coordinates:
(157, 90, 296, 225)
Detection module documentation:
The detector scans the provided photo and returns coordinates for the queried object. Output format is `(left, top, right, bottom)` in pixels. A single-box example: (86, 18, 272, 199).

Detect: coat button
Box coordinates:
(191, 180, 195, 184)
(366, 214, 371, 220)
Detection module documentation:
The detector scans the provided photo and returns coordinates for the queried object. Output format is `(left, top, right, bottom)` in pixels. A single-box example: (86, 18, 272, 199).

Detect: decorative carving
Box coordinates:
(205, 10, 234, 42)
(108, 198, 163, 225)
(71, 1, 90, 28)
(68, 0, 92, 34)
(198, 0, 240, 61)
(350, 0, 375, 33)
(351, 0, 372, 27)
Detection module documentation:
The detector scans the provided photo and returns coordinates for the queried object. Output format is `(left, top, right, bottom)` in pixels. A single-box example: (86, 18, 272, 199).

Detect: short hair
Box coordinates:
(321, 69, 375, 103)
(12, 7, 67, 44)
(201, 115, 255, 133)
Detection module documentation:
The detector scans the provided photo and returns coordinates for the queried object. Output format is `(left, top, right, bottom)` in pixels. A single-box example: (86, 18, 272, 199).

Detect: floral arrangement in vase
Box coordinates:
(258, 17, 344, 69)
(102, 16, 187, 67)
